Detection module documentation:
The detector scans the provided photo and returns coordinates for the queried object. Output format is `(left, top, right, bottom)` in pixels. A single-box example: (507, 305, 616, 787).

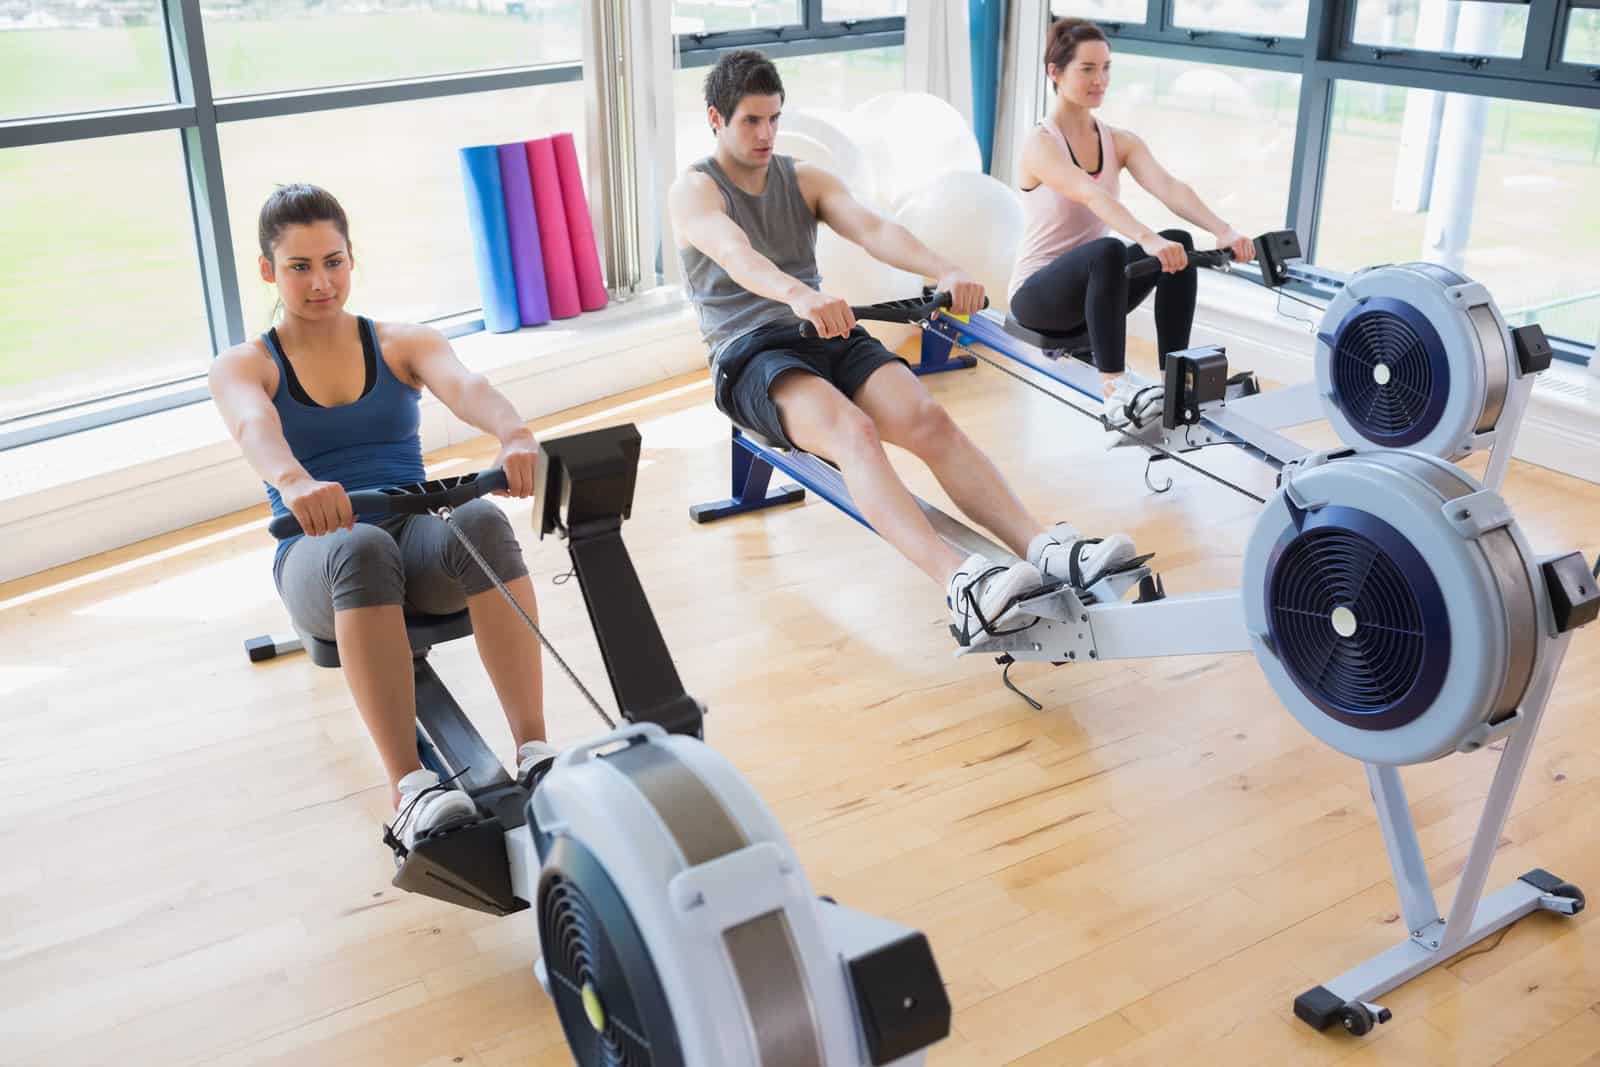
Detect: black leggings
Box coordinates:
(1009, 228, 1197, 375)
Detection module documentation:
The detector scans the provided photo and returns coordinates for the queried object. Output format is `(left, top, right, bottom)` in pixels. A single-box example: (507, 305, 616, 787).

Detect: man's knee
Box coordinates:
(773, 374, 884, 459)
(888, 397, 960, 457)
(828, 403, 882, 458)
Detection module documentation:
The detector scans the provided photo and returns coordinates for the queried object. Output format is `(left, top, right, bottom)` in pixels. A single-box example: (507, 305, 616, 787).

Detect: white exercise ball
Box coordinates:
(894, 171, 1025, 314)
(781, 108, 878, 206)
(814, 222, 922, 348)
(774, 130, 880, 216)
(852, 92, 982, 211)
(774, 128, 835, 168)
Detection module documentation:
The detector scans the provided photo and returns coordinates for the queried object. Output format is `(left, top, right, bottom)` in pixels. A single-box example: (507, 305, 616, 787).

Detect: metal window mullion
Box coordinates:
(1330, 44, 1592, 83)
(1311, 55, 1600, 105)
(165, 0, 243, 352)
(1148, 0, 1164, 31)
(804, 0, 823, 32)
(1286, 0, 1340, 261)
(675, 17, 904, 56)
(1099, 29, 1305, 70)
(675, 30, 907, 67)
(1524, 0, 1565, 70)
(0, 105, 197, 150)
(212, 64, 584, 124)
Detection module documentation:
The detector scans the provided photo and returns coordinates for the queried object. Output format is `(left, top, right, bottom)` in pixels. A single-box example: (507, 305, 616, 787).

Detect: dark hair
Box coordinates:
(1045, 18, 1109, 87)
(258, 182, 351, 260)
(703, 48, 785, 125)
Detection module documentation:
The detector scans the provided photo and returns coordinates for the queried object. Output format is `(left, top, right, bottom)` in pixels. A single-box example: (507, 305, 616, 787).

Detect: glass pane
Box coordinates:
(1319, 82, 1600, 345)
(1048, 1, 1150, 23)
(673, 44, 905, 165)
(203, 1, 583, 98)
(219, 83, 586, 333)
(1071, 53, 1301, 249)
(1350, 1, 1527, 59)
(671, 1, 803, 35)
(0, 133, 211, 422)
(823, 0, 906, 17)
(1172, 0, 1309, 37)
(1565, 8, 1600, 65)
(0, 0, 169, 121)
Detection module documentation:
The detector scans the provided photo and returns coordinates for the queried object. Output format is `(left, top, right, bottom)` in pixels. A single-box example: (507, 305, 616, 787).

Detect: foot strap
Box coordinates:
(954, 565, 1041, 646)
(1068, 540, 1154, 590)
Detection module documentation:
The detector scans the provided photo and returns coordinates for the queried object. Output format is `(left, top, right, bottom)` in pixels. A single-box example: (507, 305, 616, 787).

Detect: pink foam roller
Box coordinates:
(551, 132, 608, 311)
(525, 137, 581, 320)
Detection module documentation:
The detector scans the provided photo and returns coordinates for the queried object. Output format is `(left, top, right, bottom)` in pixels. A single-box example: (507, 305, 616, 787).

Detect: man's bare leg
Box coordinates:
(852, 363, 1043, 557)
(770, 370, 966, 583)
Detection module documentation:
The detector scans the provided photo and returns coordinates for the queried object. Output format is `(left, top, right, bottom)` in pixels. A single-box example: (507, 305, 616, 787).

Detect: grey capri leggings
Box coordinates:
(273, 498, 528, 642)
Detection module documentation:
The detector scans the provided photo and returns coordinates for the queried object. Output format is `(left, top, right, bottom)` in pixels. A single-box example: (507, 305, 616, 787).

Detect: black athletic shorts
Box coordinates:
(711, 320, 907, 450)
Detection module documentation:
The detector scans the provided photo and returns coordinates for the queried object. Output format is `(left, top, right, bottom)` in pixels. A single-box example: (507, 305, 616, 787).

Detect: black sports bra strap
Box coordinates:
(268, 318, 378, 408)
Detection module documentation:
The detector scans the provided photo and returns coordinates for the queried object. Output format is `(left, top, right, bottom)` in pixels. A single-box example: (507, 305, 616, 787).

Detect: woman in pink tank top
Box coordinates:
(1008, 18, 1256, 398)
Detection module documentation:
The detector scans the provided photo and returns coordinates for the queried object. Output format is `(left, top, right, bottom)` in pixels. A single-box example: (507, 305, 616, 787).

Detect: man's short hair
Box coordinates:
(704, 49, 785, 124)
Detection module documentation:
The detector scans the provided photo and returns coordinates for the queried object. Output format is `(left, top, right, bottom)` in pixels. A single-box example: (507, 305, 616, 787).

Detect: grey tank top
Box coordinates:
(679, 154, 820, 360)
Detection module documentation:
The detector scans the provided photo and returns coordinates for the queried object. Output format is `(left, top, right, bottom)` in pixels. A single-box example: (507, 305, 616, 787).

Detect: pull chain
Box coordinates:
(435, 506, 616, 730)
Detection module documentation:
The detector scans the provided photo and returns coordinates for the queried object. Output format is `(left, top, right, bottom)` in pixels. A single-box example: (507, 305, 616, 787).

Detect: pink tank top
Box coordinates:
(1008, 120, 1123, 301)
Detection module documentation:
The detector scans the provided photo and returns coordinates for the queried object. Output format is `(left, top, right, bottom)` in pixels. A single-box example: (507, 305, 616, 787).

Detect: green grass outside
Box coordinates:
(1, 10, 582, 119)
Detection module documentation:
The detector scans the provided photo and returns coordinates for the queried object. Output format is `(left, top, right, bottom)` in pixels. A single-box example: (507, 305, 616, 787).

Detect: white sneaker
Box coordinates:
(947, 552, 1044, 646)
(390, 768, 478, 852)
(1028, 523, 1140, 590)
(516, 740, 559, 783)
(1103, 372, 1164, 431)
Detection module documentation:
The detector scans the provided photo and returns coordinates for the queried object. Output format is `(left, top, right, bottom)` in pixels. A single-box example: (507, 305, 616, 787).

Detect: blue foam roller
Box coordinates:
(459, 144, 521, 333)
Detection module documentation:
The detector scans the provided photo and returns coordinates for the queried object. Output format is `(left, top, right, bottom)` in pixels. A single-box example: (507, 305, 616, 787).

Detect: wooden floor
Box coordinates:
(3, 332, 1599, 1067)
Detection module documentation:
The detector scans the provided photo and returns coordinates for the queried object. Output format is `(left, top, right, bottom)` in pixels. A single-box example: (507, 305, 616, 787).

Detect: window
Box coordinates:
(1350, 1, 1528, 60)
(1565, 7, 1600, 66)
(1075, 53, 1301, 245)
(1171, 0, 1309, 38)
(674, 45, 905, 174)
(1318, 82, 1600, 345)
(0, 0, 169, 121)
(201, 0, 584, 98)
(0, 133, 211, 422)
(220, 83, 587, 332)
(1048, 0, 1149, 23)
(672, 1, 804, 35)
(824, 0, 906, 17)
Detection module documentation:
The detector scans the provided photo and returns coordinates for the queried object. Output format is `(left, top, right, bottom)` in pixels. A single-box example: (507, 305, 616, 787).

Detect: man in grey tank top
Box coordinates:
(670, 50, 1139, 646)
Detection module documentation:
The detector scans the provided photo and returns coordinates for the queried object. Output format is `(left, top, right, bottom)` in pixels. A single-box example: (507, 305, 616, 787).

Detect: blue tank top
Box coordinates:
(263, 316, 426, 565)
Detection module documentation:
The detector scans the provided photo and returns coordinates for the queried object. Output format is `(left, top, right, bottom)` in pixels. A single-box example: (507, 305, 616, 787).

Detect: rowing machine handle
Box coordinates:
(798, 289, 983, 339)
(1125, 246, 1235, 280)
(267, 468, 510, 539)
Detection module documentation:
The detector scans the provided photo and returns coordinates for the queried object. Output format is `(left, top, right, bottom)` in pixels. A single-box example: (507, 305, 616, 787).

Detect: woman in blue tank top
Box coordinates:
(209, 184, 555, 846)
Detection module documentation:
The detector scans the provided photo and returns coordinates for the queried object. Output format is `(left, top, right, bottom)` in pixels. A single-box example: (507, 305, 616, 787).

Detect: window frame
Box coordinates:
(1053, 0, 1598, 365)
(6, 0, 1595, 449)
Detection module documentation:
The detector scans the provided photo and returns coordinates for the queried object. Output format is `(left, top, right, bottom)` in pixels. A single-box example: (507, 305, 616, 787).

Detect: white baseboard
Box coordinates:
(1, 295, 704, 585)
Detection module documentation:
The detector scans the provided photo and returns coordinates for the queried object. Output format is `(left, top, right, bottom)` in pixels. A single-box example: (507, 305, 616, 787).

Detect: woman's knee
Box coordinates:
(1160, 228, 1195, 252)
(325, 525, 405, 611)
(1087, 236, 1130, 271)
(448, 499, 529, 594)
